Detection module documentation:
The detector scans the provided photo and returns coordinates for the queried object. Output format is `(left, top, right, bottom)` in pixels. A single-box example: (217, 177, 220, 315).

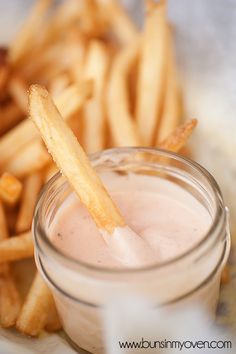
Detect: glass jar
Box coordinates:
(33, 148, 230, 354)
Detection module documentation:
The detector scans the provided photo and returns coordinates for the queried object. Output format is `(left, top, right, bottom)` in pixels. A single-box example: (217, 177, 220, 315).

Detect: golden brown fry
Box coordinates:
(9, 0, 53, 65)
(158, 119, 198, 153)
(136, 0, 168, 145)
(49, 73, 71, 97)
(156, 27, 180, 143)
(84, 40, 109, 153)
(221, 265, 230, 284)
(0, 82, 92, 167)
(0, 231, 33, 263)
(0, 273, 21, 327)
(8, 75, 29, 114)
(16, 273, 54, 336)
(16, 172, 43, 233)
(45, 300, 62, 332)
(0, 48, 10, 91)
(107, 40, 142, 147)
(0, 173, 22, 206)
(30, 85, 125, 234)
(97, 0, 138, 44)
(4, 140, 50, 179)
(0, 202, 10, 274)
(0, 202, 9, 241)
(0, 103, 23, 136)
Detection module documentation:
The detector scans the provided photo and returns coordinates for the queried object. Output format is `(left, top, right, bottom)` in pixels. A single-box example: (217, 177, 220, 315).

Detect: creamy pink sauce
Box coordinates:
(50, 172, 212, 268)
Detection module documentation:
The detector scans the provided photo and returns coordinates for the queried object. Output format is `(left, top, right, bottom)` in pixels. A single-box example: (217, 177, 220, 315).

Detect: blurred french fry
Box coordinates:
(0, 48, 9, 91)
(8, 75, 29, 114)
(97, 0, 138, 44)
(0, 202, 9, 240)
(136, 0, 168, 145)
(16, 172, 43, 233)
(9, 0, 53, 65)
(84, 40, 109, 153)
(0, 82, 92, 167)
(0, 231, 33, 263)
(49, 73, 71, 97)
(4, 140, 50, 179)
(16, 273, 54, 336)
(0, 204, 21, 327)
(45, 300, 62, 332)
(0, 103, 23, 136)
(107, 40, 142, 146)
(158, 119, 198, 153)
(0, 274, 21, 328)
(221, 265, 230, 284)
(0, 202, 9, 274)
(156, 27, 180, 143)
(0, 173, 22, 206)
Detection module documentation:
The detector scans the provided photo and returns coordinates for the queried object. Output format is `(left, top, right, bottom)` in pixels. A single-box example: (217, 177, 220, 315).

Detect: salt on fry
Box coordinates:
(0, 231, 33, 263)
(30, 85, 125, 234)
(0, 82, 92, 167)
(9, 0, 53, 65)
(16, 273, 54, 336)
(136, 0, 168, 145)
(97, 0, 138, 44)
(8, 75, 29, 114)
(16, 172, 43, 233)
(4, 140, 50, 179)
(156, 26, 180, 143)
(84, 40, 109, 153)
(158, 119, 198, 153)
(107, 40, 142, 147)
(0, 173, 22, 206)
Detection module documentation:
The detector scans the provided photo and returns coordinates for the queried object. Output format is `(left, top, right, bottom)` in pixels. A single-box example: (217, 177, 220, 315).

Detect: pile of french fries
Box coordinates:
(0, 0, 199, 337)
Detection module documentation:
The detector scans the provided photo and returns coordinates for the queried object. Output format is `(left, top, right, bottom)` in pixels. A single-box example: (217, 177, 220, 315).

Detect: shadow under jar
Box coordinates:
(33, 147, 230, 354)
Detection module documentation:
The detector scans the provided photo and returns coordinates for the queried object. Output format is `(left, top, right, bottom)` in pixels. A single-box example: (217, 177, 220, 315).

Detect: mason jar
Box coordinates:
(33, 147, 230, 353)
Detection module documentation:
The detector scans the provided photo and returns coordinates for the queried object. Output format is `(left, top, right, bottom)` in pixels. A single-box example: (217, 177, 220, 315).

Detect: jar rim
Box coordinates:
(33, 147, 227, 275)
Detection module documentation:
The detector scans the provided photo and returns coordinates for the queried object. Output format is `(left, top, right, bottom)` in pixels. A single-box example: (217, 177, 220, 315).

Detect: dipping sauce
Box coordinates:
(51, 172, 211, 267)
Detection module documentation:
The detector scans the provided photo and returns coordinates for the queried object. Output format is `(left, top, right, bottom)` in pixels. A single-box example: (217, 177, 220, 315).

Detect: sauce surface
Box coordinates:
(50, 172, 211, 267)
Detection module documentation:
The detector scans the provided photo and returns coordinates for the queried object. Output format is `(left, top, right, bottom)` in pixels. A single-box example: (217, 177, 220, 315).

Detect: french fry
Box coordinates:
(4, 140, 50, 179)
(136, 0, 168, 145)
(0, 274, 21, 328)
(107, 40, 142, 147)
(158, 119, 198, 153)
(0, 201, 9, 240)
(16, 273, 54, 336)
(0, 173, 22, 206)
(221, 266, 230, 284)
(0, 82, 92, 167)
(30, 85, 125, 234)
(0, 203, 21, 327)
(0, 48, 9, 91)
(0, 201, 9, 274)
(49, 73, 71, 97)
(0, 103, 23, 136)
(0, 231, 33, 263)
(84, 40, 109, 153)
(9, 0, 53, 65)
(45, 300, 62, 332)
(8, 75, 29, 114)
(97, 0, 138, 44)
(16, 172, 43, 233)
(156, 26, 180, 144)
